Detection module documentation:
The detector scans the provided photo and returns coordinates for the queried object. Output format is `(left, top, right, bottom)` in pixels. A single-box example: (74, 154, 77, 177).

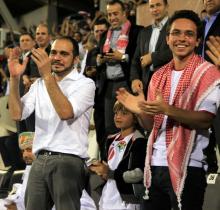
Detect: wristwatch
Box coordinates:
(121, 54, 126, 62)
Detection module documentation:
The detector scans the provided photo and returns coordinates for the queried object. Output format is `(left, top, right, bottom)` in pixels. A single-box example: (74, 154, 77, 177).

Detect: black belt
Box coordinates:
(37, 150, 78, 158)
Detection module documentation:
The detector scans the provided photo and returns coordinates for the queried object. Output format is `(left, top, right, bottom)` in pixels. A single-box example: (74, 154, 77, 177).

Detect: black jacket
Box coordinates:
(97, 24, 143, 95)
(103, 130, 147, 203)
(130, 21, 172, 94)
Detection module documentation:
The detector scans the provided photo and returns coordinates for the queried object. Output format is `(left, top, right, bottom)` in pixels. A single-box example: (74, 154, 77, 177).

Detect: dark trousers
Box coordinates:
(25, 153, 86, 210)
(0, 134, 25, 169)
(141, 166, 207, 210)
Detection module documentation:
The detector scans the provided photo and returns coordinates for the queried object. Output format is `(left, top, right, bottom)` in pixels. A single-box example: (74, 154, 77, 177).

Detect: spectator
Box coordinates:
(0, 132, 35, 210)
(85, 18, 109, 160)
(130, 0, 172, 96)
(97, 0, 142, 136)
(117, 10, 220, 210)
(198, 0, 220, 173)
(8, 36, 95, 210)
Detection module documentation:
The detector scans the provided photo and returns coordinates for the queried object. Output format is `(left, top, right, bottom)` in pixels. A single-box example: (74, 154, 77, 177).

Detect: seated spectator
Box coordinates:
(0, 132, 97, 210)
(0, 132, 35, 210)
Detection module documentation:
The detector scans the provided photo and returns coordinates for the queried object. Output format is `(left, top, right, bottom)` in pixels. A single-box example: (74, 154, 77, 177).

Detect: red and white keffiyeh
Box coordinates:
(144, 54, 220, 207)
(103, 20, 131, 54)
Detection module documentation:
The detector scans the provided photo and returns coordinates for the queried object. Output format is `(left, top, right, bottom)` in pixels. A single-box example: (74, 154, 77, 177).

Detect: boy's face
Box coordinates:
(114, 109, 135, 130)
(166, 18, 200, 61)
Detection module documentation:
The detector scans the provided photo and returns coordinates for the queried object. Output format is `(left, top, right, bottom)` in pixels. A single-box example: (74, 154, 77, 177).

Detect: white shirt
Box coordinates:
(149, 16, 169, 71)
(21, 69, 95, 157)
(0, 166, 31, 210)
(151, 70, 220, 168)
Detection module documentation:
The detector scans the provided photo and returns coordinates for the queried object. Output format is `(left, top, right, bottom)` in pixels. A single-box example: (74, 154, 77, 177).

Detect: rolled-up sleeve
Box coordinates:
(21, 82, 36, 120)
(68, 78, 95, 119)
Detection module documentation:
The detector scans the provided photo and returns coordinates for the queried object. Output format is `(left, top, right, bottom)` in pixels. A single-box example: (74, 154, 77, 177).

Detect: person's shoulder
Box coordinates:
(132, 130, 145, 141)
(79, 74, 96, 85)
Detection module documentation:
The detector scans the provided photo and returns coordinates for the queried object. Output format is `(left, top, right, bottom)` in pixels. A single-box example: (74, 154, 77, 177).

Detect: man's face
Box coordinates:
(166, 18, 200, 61)
(107, 3, 126, 29)
(19, 35, 35, 53)
(73, 33, 82, 43)
(22, 147, 35, 165)
(94, 24, 108, 42)
(35, 25, 50, 48)
(50, 39, 75, 76)
(204, 0, 220, 15)
(149, 0, 168, 23)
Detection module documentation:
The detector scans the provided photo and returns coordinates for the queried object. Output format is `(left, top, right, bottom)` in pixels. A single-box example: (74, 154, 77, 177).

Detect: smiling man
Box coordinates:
(117, 10, 220, 210)
(8, 36, 95, 210)
(97, 0, 142, 136)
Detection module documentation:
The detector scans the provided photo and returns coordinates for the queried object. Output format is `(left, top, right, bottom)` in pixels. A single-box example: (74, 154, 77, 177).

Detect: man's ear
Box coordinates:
(166, 35, 170, 45)
(73, 56, 80, 65)
(196, 38, 201, 47)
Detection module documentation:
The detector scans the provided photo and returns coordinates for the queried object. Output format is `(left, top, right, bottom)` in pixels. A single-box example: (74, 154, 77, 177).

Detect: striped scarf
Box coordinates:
(144, 54, 220, 207)
(103, 20, 131, 54)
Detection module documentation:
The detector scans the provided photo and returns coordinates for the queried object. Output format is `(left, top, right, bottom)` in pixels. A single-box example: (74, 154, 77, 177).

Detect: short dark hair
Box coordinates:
(163, 0, 168, 5)
(166, 10, 203, 39)
(149, 0, 168, 5)
(107, 0, 125, 11)
(94, 18, 110, 28)
(54, 36, 79, 57)
(20, 32, 34, 40)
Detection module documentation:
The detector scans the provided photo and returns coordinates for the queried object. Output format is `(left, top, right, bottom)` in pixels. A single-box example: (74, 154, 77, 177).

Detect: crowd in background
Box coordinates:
(0, 0, 220, 210)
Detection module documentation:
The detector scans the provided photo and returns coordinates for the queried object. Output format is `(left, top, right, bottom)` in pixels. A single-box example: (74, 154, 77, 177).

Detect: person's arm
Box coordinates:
(116, 88, 153, 131)
(139, 91, 214, 129)
(206, 36, 220, 70)
(130, 31, 143, 93)
(8, 48, 28, 121)
(31, 48, 74, 120)
(4, 202, 17, 210)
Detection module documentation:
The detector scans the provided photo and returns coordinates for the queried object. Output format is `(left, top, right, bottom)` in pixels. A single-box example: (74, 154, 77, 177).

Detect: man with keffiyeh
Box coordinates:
(116, 10, 220, 210)
(97, 0, 142, 136)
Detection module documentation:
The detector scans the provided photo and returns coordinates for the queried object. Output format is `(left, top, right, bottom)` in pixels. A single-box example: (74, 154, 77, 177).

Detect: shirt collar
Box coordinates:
(204, 11, 220, 23)
(152, 16, 169, 29)
(52, 67, 82, 82)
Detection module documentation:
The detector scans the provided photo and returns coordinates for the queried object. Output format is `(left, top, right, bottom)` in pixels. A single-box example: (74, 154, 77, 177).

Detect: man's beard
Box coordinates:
(52, 62, 74, 75)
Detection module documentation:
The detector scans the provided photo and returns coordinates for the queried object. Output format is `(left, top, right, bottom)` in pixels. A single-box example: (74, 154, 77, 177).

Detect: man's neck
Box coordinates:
(154, 14, 168, 26)
(173, 54, 194, 71)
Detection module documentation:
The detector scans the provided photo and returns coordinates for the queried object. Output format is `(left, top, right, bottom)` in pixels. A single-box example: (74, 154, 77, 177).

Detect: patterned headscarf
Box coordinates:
(18, 132, 34, 150)
(144, 54, 220, 208)
(103, 20, 131, 54)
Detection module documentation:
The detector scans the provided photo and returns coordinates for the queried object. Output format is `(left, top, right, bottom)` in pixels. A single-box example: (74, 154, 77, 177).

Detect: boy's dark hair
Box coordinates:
(55, 36, 79, 57)
(166, 10, 203, 39)
(107, 0, 125, 11)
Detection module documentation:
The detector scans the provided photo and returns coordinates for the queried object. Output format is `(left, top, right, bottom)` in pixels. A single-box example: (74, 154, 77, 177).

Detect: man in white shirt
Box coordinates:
(8, 36, 95, 210)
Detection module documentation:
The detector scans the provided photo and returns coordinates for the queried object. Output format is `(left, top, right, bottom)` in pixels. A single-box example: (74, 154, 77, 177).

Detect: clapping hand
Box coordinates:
(8, 47, 28, 78)
(206, 36, 220, 70)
